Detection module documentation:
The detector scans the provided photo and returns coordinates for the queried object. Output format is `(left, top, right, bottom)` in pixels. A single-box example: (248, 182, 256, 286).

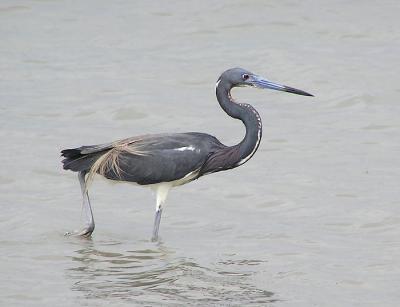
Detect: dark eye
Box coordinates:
(242, 74, 249, 81)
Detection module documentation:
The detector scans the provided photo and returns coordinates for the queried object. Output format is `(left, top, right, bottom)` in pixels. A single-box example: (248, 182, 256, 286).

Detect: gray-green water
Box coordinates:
(1, 1, 399, 306)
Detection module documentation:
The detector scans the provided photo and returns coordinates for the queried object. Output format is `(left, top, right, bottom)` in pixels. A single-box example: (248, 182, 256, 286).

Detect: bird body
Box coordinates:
(61, 67, 312, 240)
(62, 132, 225, 185)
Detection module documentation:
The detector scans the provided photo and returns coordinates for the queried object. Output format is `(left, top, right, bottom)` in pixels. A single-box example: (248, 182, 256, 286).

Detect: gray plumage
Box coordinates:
(61, 67, 313, 240)
(62, 132, 226, 185)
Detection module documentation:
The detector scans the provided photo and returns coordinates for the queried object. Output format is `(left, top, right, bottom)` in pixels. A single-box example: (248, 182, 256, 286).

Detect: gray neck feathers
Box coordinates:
(216, 79, 262, 166)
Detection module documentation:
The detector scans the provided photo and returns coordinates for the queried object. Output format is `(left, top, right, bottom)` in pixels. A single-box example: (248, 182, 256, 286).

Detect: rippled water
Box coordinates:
(1, 1, 400, 306)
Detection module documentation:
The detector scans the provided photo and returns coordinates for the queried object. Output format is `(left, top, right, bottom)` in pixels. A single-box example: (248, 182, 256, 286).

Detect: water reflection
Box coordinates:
(67, 240, 276, 305)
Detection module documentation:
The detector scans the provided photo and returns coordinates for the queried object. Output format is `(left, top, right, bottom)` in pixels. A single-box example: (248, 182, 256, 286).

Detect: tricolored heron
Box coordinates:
(61, 67, 313, 241)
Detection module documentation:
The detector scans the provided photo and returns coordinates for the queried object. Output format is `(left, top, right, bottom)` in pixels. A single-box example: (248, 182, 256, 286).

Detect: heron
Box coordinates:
(61, 67, 313, 241)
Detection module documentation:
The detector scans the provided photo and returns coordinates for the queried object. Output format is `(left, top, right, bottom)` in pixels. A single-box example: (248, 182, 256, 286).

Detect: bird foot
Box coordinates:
(64, 225, 94, 238)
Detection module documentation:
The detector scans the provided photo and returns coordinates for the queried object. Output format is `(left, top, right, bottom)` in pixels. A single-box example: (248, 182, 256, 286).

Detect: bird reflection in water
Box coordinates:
(66, 240, 277, 304)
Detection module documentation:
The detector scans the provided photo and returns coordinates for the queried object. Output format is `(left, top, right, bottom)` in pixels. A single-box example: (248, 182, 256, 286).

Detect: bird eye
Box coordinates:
(242, 74, 249, 81)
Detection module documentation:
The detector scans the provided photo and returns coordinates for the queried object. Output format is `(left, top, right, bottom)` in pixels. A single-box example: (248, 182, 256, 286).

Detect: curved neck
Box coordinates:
(216, 80, 262, 166)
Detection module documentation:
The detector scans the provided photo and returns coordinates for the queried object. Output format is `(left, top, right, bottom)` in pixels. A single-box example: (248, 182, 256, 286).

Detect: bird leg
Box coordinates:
(152, 207, 163, 242)
(151, 184, 171, 242)
(77, 171, 95, 237)
(65, 171, 95, 237)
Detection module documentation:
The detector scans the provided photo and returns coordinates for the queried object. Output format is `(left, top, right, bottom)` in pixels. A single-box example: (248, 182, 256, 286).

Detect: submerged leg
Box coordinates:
(65, 171, 95, 237)
(151, 184, 171, 242)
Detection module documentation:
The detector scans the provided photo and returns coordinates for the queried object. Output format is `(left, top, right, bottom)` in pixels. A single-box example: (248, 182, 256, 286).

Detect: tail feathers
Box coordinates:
(61, 148, 103, 172)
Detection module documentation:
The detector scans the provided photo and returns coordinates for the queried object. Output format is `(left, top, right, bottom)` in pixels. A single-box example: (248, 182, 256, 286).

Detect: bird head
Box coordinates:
(218, 67, 313, 97)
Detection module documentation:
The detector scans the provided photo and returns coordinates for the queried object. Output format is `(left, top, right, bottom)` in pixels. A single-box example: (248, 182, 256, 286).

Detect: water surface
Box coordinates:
(1, 1, 399, 306)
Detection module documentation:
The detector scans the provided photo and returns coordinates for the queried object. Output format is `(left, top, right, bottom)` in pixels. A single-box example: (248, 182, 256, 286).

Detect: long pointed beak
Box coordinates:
(251, 75, 314, 97)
